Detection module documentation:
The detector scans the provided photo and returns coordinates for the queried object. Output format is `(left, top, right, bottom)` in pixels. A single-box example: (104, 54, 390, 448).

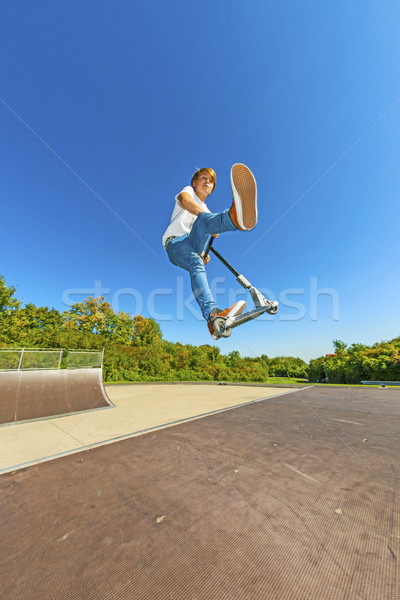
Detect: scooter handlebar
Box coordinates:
(203, 236, 215, 258)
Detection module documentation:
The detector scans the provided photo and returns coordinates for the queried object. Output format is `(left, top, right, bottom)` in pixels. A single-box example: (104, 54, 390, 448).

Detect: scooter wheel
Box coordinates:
(267, 301, 279, 315)
(213, 317, 232, 338)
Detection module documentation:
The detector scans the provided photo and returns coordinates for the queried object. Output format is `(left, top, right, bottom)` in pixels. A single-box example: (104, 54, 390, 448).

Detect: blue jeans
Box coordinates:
(166, 210, 238, 320)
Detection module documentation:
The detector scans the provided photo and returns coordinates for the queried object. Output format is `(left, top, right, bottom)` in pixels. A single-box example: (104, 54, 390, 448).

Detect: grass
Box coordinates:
(105, 377, 310, 386)
(104, 378, 400, 388)
(257, 377, 309, 385)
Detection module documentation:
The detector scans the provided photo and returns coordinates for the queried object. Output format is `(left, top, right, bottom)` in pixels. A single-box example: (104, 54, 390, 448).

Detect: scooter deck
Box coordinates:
(212, 305, 274, 338)
(225, 306, 271, 329)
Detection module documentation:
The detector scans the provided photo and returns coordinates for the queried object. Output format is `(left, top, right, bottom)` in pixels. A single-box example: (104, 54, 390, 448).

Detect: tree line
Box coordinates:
(2, 276, 398, 384)
(308, 338, 400, 384)
(0, 276, 307, 382)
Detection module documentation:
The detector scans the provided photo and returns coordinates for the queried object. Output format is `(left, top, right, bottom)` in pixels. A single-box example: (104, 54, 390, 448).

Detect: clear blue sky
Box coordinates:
(1, 0, 399, 362)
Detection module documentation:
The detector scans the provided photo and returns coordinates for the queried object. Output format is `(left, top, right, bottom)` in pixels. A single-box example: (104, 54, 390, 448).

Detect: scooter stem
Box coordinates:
(204, 236, 240, 278)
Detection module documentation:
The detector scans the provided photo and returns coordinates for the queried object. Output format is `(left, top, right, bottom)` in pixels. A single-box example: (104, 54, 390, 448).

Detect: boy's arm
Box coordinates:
(178, 191, 207, 216)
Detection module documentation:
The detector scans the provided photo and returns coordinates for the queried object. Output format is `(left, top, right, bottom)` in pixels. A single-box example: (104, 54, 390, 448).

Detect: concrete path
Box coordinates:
(0, 383, 296, 473)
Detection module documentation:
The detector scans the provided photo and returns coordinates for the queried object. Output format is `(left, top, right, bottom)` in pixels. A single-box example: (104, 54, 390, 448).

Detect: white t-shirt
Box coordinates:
(162, 185, 211, 247)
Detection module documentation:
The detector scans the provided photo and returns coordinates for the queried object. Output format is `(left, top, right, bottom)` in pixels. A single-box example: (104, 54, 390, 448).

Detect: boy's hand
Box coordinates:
(200, 251, 210, 265)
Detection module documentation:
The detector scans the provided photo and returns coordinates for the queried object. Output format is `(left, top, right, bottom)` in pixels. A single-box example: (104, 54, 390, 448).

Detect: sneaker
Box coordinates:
(208, 301, 246, 339)
(229, 163, 258, 231)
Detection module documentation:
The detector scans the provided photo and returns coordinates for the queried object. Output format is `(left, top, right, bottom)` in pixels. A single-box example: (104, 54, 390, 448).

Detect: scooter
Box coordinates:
(204, 236, 279, 338)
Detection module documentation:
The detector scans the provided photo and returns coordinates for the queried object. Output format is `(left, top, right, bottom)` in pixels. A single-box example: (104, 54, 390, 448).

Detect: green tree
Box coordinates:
(309, 337, 400, 383)
(227, 350, 241, 368)
(62, 297, 135, 345)
(16, 304, 63, 346)
(308, 356, 326, 382)
(131, 315, 162, 346)
(0, 276, 27, 344)
(332, 339, 348, 356)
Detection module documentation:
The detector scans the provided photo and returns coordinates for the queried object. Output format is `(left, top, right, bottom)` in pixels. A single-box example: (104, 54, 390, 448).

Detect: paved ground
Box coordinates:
(0, 385, 399, 599)
(0, 383, 294, 473)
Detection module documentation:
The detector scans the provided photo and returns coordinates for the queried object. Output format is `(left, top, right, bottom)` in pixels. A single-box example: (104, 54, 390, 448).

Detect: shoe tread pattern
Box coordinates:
(232, 164, 257, 230)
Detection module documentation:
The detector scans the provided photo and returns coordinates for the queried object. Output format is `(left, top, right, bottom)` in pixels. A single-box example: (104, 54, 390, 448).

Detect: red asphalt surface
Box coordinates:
(1, 385, 399, 600)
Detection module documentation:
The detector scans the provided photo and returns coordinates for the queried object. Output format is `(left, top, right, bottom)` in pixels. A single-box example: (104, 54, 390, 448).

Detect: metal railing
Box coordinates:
(361, 380, 400, 387)
(0, 348, 104, 372)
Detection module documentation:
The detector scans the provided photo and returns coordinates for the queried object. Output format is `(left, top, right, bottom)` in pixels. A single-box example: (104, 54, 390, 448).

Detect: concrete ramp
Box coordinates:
(0, 368, 113, 424)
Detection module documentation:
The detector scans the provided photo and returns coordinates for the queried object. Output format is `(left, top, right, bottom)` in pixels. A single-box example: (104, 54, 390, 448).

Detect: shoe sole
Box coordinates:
(231, 164, 257, 230)
(209, 301, 246, 340)
(225, 300, 246, 319)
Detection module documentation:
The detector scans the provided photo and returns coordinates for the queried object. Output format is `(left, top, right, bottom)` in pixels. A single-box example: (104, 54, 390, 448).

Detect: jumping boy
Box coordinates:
(162, 164, 257, 339)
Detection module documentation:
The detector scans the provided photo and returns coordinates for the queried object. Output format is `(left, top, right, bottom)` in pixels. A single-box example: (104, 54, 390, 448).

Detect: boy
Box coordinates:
(162, 164, 257, 339)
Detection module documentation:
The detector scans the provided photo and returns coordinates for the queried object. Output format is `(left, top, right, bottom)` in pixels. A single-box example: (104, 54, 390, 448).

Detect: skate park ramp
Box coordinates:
(0, 348, 113, 424)
(0, 385, 398, 600)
